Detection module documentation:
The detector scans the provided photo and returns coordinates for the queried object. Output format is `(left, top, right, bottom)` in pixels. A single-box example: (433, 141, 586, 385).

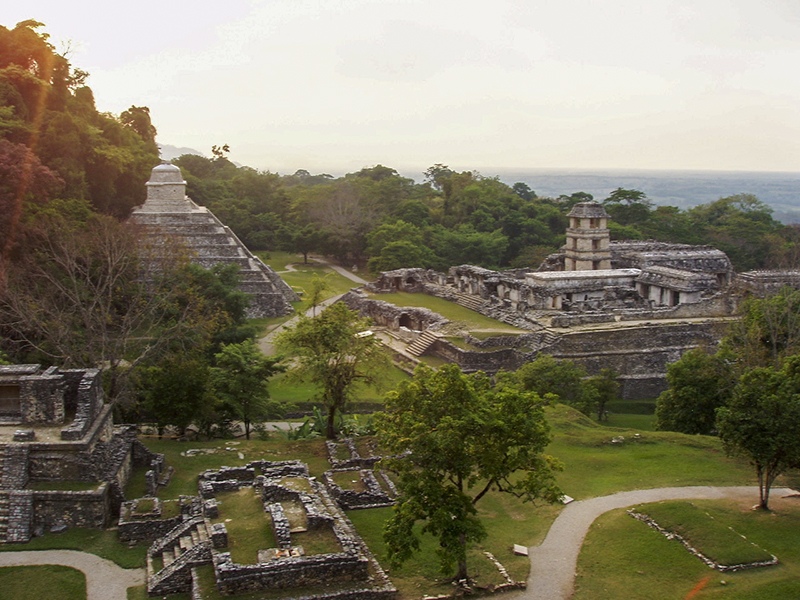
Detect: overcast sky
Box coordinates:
(7, 0, 800, 175)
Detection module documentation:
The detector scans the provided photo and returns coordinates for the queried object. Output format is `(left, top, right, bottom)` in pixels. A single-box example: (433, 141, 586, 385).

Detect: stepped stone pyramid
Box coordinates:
(130, 162, 298, 318)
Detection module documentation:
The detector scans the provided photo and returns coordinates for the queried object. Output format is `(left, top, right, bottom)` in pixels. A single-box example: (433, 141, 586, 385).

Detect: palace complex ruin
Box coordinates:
(129, 162, 298, 318)
(347, 202, 800, 399)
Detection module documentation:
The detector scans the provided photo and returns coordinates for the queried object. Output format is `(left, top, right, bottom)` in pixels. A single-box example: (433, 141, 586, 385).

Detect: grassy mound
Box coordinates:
(633, 501, 775, 567)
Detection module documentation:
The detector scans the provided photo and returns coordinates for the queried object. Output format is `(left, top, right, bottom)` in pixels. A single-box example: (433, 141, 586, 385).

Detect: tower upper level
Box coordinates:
(564, 201, 612, 270)
(142, 161, 191, 211)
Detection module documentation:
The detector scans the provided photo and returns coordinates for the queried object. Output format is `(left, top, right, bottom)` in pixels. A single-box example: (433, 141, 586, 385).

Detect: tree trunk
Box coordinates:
(326, 407, 337, 439)
(244, 419, 251, 440)
(757, 465, 771, 510)
(455, 533, 468, 581)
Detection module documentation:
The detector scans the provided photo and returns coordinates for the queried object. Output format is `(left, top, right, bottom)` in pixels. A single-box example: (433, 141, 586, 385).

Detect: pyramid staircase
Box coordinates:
(130, 205, 298, 318)
(146, 516, 213, 596)
(406, 331, 442, 357)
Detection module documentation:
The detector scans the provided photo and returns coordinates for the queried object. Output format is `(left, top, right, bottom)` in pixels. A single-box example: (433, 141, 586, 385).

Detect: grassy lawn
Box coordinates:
(365, 291, 523, 332)
(0, 565, 85, 600)
(546, 405, 753, 499)
(3, 404, 762, 600)
(347, 405, 755, 598)
(256, 251, 357, 301)
(348, 504, 531, 598)
(635, 501, 774, 566)
(248, 252, 362, 337)
(603, 412, 657, 431)
(213, 488, 277, 564)
(574, 498, 800, 599)
(270, 356, 410, 409)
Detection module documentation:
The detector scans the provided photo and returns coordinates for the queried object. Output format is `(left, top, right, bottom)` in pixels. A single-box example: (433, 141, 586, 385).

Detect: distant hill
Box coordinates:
(159, 144, 205, 161)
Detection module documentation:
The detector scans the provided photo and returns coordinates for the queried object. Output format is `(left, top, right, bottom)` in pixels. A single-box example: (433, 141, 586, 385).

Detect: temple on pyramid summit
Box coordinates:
(130, 162, 299, 318)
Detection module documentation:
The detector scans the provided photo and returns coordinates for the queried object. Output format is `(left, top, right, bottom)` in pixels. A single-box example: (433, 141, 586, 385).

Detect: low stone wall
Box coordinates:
(341, 291, 448, 332)
(1, 444, 29, 489)
(323, 469, 394, 510)
(5, 490, 33, 542)
(213, 551, 370, 595)
(117, 496, 201, 544)
(32, 485, 111, 532)
(200, 466, 256, 483)
(434, 340, 525, 373)
(551, 313, 616, 328)
(59, 369, 104, 440)
(326, 439, 381, 470)
(119, 512, 183, 544)
(463, 333, 541, 350)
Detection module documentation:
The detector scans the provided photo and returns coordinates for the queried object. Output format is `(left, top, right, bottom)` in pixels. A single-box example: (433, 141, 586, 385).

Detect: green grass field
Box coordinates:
(545, 405, 751, 499)
(213, 488, 277, 564)
(635, 501, 774, 566)
(269, 357, 410, 410)
(0, 565, 85, 600)
(575, 498, 800, 599)
(256, 251, 357, 301)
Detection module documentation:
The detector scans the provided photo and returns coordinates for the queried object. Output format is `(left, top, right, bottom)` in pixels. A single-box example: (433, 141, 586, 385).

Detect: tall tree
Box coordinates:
(275, 302, 387, 439)
(210, 339, 284, 439)
(717, 355, 800, 510)
(377, 364, 562, 581)
(586, 368, 620, 422)
(655, 348, 734, 435)
(515, 355, 597, 416)
(723, 286, 800, 372)
(0, 138, 63, 281)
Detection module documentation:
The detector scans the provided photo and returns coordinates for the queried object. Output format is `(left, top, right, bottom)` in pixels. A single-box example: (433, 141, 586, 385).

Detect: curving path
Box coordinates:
(0, 550, 145, 600)
(513, 486, 792, 600)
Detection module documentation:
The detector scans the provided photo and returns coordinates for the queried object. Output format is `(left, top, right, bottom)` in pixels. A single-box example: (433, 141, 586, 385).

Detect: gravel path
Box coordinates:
(512, 485, 792, 600)
(0, 549, 145, 599)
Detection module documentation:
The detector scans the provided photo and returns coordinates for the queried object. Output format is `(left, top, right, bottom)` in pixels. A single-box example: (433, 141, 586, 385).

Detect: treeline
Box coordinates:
(176, 154, 799, 274)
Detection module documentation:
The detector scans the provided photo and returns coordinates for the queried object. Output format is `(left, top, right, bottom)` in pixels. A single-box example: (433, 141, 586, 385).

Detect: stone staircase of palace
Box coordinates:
(146, 516, 213, 596)
(406, 330, 442, 357)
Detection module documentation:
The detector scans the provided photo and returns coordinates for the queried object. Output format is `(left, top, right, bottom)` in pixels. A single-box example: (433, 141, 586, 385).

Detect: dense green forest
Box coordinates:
(175, 153, 800, 274)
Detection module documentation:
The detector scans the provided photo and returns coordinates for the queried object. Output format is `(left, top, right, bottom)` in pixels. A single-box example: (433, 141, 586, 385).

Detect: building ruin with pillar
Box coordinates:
(353, 202, 797, 399)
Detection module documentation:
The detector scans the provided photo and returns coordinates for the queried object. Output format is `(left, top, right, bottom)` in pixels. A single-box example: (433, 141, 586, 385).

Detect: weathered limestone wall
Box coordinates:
(19, 368, 64, 425)
(340, 292, 448, 331)
(544, 321, 727, 399)
(32, 485, 111, 531)
(60, 369, 104, 440)
(434, 341, 525, 373)
(27, 406, 116, 482)
(213, 550, 371, 596)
